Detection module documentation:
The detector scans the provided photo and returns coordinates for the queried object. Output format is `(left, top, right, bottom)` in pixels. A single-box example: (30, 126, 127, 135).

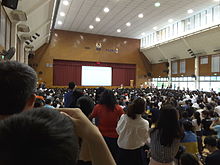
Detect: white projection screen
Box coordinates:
(81, 66, 112, 86)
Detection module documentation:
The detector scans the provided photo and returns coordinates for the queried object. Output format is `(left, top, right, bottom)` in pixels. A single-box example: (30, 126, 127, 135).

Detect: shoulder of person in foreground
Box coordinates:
(58, 108, 116, 165)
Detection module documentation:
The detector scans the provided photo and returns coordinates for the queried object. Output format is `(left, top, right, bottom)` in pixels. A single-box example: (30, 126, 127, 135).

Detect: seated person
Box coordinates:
(0, 108, 116, 165)
(204, 136, 220, 165)
(180, 153, 201, 165)
(181, 121, 198, 154)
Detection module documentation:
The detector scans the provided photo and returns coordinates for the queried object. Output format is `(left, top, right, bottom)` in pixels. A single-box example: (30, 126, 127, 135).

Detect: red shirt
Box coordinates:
(90, 104, 124, 138)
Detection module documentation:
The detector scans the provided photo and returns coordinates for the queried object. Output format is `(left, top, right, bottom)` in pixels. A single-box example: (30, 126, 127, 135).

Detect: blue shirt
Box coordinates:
(213, 125, 220, 139)
(64, 90, 74, 108)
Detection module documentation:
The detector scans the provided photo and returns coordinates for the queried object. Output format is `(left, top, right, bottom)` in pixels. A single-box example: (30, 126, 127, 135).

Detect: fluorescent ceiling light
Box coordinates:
(89, 25, 94, 29)
(154, 2, 160, 7)
(141, 32, 146, 36)
(126, 22, 131, 27)
(60, 12, 66, 17)
(95, 17, 101, 22)
(168, 19, 173, 23)
(187, 9, 194, 14)
(63, 0, 69, 6)
(138, 13, 144, 18)
(117, 29, 121, 33)
(57, 21, 63, 25)
(153, 26, 158, 30)
(104, 7, 110, 13)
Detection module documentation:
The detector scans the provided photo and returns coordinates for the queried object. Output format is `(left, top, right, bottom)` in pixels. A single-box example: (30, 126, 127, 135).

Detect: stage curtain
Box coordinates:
(53, 60, 136, 86)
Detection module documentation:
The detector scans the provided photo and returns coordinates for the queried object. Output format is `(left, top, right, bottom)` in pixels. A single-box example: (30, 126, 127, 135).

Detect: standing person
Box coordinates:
(89, 89, 124, 163)
(192, 112, 202, 155)
(64, 82, 83, 108)
(149, 105, 184, 165)
(116, 97, 149, 165)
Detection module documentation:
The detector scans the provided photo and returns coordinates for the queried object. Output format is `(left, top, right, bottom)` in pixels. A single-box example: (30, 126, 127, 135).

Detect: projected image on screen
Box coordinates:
(82, 66, 112, 86)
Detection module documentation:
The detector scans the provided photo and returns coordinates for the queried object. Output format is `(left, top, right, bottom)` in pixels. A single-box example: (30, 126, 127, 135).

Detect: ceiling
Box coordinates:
(55, 0, 219, 39)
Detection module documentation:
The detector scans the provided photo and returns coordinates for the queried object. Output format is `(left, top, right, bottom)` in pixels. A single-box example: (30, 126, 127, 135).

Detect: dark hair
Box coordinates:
(77, 96, 94, 117)
(180, 153, 200, 165)
(194, 112, 201, 126)
(199, 104, 204, 109)
(34, 98, 45, 108)
(127, 97, 146, 119)
(68, 82, 75, 89)
(0, 61, 37, 115)
(151, 105, 183, 146)
(204, 136, 217, 147)
(45, 99, 52, 105)
(183, 120, 193, 132)
(99, 89, 117, 111)
(0, 108, 79, 165)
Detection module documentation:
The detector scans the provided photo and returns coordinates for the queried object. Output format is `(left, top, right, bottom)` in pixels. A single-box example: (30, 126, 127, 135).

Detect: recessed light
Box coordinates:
(154, 2, 160, 7)
(168, 19, 173, 23)
(126, 22, 131, 27)
(117, 29, 121, 33)
(89, 25, 94, 29)
(60, 12, 66, 17)
(187, 22, 191, 25)
(63, 0, 69, 6)
(95, 17, 101, 22)
(187, 9, 194, 14)
(141, 32, 146, 36)
(104, 7, 110, 13)
(138, 13, 144, 18)
(153, 26, 158, 30)
(57, 21, 63, 25)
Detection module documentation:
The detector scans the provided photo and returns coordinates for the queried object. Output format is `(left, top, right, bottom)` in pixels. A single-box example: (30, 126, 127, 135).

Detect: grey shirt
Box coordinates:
(150, 129, 180, 163)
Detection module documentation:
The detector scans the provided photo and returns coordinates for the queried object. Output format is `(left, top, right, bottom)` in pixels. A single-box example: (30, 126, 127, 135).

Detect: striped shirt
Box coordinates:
(150, 129, 180, 163)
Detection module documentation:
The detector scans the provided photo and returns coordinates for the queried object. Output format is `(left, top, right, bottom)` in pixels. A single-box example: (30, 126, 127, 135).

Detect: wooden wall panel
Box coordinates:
(152, 62, 168, 77)
(30, 30, 151, 87)
(199, 55, 212, 76)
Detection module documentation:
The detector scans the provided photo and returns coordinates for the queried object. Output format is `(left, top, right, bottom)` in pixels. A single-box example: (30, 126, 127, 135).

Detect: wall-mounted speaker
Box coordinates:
(147, 72, 152, 77)
(2, 0, 18, 10)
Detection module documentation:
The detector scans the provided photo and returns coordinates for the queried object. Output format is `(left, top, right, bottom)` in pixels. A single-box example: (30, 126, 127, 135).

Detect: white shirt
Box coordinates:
(215, 106, 220, 116)
(116, 114, 149, 150)
(192, 119, 201, 132)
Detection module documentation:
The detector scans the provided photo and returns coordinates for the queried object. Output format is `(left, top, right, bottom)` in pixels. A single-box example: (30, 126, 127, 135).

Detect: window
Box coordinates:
(212, 55, 220, 72)
(180, 60, 186, 73)
(172, 62, 178, 74)
(201, 56, 208, 64)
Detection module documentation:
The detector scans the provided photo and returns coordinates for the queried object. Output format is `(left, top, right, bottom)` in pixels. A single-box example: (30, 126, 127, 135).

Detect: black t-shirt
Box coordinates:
(205, 150, 220, 165)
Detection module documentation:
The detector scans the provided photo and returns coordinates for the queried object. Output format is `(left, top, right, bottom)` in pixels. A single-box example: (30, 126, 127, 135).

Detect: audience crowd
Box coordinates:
(1, 61, 220, 165)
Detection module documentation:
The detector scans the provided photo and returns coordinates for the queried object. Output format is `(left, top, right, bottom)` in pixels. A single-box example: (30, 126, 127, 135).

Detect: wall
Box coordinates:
(151, 62, 168, 78)
(171, 58, 195, 77)
(30, 30, 151, 87)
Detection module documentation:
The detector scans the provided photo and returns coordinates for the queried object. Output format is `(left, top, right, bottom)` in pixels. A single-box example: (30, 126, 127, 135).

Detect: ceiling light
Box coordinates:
(168, 19, 173, 23)
(126, 22, 131, 27)
(57, 21, 63, 25)
(154, 2, 161, 7)
(214, 0, 220, 2)
(63, 0, 69, 6)
(89, 25, 94, 29)
(60, 12, 66, 17)
(153, 26, 158, 30)
(187, 9, 194, 14)
(138, 13, 144, 18)
(95, 17, 101, 22)
(117, 29, 121, 33)
(141, 32, 146, 36)
(187, 22, 191, 25)
(104, 7, 110, 13)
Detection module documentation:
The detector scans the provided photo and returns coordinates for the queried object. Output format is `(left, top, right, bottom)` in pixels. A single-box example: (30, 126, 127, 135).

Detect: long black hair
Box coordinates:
(151, 104, 183, 146)
(99, 89, 117, 111)
(127, 97, 145, 119)
(194, 111, 201, 126)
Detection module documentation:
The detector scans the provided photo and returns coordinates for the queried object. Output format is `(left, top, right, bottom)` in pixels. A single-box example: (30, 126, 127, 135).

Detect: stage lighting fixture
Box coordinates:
(25, 41, 30, 45)
(32, 36, 37, 39)
(35, 33, 40, 37)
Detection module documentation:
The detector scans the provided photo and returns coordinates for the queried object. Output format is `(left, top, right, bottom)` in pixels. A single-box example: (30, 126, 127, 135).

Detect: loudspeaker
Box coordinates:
(147, 72, 152, 77)
(2, 0, 18, 10)
(165, 62, 169, 67)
